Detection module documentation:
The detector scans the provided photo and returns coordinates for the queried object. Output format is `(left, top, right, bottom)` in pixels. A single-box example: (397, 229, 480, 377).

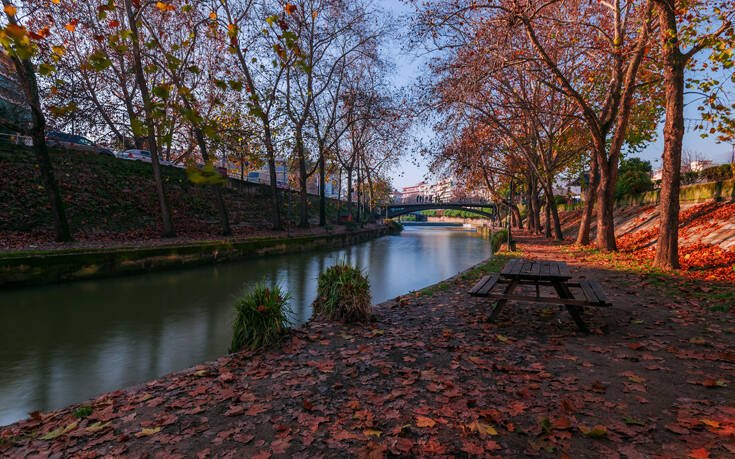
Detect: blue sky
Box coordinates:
(380, 0, 734, 189)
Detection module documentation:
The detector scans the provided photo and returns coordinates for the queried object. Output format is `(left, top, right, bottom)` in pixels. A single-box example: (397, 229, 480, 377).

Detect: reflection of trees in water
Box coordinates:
(0, 229, 493, 426)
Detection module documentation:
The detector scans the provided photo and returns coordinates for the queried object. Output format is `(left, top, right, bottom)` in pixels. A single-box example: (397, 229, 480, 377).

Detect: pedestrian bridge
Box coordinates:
(383, 202, 497, 219)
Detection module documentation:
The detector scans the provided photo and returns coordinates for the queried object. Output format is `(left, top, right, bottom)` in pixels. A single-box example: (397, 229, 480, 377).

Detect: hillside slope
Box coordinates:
(0, 145, 337, 250)
(558, 199, 735, 281)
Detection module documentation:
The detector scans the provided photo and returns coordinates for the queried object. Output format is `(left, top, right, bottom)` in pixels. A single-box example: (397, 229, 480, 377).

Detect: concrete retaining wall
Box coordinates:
(0, 226, 391, 288)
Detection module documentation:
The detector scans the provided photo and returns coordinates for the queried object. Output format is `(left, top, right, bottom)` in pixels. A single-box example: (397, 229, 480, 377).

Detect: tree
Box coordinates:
(215, 0, 300, 231)
(140, 4, 233, 236)
(120, 0, 175, 237)
(1, 1, 72, 242)
(280, 0, 379, 228)
(412, 0, 658, 250)
(650, 0, 734, 269)
(615, 157, 653, 199)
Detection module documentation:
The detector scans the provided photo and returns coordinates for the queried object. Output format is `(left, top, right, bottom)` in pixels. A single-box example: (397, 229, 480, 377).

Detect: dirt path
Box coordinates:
(2, 234, 734, 457)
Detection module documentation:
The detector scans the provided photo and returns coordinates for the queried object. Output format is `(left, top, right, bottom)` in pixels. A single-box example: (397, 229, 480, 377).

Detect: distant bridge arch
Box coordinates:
(382, 202, 497, 220)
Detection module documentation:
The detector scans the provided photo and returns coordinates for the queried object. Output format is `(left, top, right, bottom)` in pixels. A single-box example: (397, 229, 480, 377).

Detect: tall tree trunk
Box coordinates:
(540, 182, 564, 240)
(171, 70, 231, 236)
(191, 122, 230, 236)
(124, 0, 174, 237)
(595, 154, 618, 250)
(356, 161, 362, 222)
(653, 1, 684, 270)
(548, 191, 564, 240)
(532, 183, 541, 233)
(263, 131, 281, 230)
(576, 153, 599, 245)
(511, 205, 522, 229)
(297, 143, 309, 228)
(526, 176, 536, 232)
(337, 167, 342, 217)
(544, 196, 552, 238)
(4, 6, 71, 242)
(318, 152, 326, 226)
(346, 167, 353, 219)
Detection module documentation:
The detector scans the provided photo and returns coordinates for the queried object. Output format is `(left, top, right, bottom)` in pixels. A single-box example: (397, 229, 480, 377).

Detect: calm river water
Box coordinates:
(0, 226, 491, 426)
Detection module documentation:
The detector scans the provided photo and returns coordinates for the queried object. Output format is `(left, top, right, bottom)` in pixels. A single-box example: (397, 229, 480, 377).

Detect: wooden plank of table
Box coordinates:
(530, 261, 541, 277)
(558, 261, 572, 278)
(476, 274, 500, 295)
(482, 293, 593, 307)
(540, 262, 550, 277)
(589, 280, 610, 305)
(501, 259, 518, 276)
(578, 279, 600, 304)
(468, 275, 490, 294)
(520, 260, 532, 275)
(511, 259, 524, 276)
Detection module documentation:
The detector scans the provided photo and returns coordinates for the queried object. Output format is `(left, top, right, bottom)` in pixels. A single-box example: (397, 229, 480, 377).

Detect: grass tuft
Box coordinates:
(230, 283, 292, 352)
(72, 406, 93, 418)
(312, 261, 371, 323)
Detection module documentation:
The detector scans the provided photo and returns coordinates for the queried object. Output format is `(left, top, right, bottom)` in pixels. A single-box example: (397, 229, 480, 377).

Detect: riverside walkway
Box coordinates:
(2, 234, 734, 457)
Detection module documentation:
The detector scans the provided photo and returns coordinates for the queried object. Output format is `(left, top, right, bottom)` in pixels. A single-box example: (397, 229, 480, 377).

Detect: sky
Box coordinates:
(379, 0, 735, 190)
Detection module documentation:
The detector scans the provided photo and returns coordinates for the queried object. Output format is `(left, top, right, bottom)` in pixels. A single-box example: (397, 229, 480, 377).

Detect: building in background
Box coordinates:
(430, 176, 457, 202)
(687, 160, 714, 172)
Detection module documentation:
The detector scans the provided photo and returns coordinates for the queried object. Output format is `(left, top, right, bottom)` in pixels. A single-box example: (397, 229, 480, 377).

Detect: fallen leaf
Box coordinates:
(416, 415, 436, 428)
(579, 425, 607, 438)
(135, 427, 161, 437)
(40, 421, 78, 440)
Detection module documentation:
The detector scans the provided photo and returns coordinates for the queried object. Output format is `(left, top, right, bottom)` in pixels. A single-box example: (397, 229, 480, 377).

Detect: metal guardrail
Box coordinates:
(0, 132, 32, 146)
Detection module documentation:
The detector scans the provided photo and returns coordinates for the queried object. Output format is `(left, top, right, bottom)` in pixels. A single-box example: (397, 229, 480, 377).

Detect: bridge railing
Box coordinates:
(387, 199, 494, 206)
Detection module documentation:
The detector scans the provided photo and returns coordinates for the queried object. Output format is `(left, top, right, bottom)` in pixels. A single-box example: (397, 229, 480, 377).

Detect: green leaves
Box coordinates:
(38, 63, 56, 76)
(87, 51, 112, 71)
(152, 84, 171, 101)
(186, 164, 226, 186)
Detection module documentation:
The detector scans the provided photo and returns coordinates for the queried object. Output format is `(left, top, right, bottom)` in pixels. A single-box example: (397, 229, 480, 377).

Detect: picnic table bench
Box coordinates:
(468, 258, 611, 332)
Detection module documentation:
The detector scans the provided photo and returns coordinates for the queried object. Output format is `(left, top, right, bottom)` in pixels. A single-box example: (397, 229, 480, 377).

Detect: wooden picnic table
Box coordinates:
(468, 258, 611, 332)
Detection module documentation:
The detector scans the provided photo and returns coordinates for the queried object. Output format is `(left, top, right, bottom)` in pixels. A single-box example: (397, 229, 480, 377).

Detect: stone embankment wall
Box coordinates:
(0, 226, 391, 288)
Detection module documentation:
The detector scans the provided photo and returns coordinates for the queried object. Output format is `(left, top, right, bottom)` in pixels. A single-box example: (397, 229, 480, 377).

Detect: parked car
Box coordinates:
(45, 131, 114, 156)
(118, 149, 175, 167)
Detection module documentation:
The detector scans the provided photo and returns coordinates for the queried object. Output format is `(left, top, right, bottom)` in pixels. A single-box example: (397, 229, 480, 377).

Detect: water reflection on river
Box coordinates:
(0, 226, 491, 425)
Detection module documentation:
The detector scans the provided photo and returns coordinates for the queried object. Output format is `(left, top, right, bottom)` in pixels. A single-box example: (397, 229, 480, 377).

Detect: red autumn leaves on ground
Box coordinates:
(616, 201, 735, 282)
(1, 235, 734, 457)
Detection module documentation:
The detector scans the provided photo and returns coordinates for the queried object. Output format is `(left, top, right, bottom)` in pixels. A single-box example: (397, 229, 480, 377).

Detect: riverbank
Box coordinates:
(0, 225, 391, 288)
(2, 233, 733, 456)
(0, 145, 345, 251)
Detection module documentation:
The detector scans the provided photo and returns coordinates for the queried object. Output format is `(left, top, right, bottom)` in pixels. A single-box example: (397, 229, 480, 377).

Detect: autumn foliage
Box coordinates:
(613, 201, 735, 282)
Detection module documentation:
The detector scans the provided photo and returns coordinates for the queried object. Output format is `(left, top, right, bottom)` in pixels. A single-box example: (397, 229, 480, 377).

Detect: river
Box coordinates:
(0, 226, 491, 426)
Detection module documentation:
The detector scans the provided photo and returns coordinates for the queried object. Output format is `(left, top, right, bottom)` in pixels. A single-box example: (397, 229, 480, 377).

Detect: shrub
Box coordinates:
(701, 164, 733, 182)
(615, 170, 654, 199)
(230, 283, 291, 352)
(681, 171, 700, 185)
(344, 220, 358, 231)
(386, 219, 404, 233)
(491, 229, 508, 253)
(312, 262, 371, 323)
